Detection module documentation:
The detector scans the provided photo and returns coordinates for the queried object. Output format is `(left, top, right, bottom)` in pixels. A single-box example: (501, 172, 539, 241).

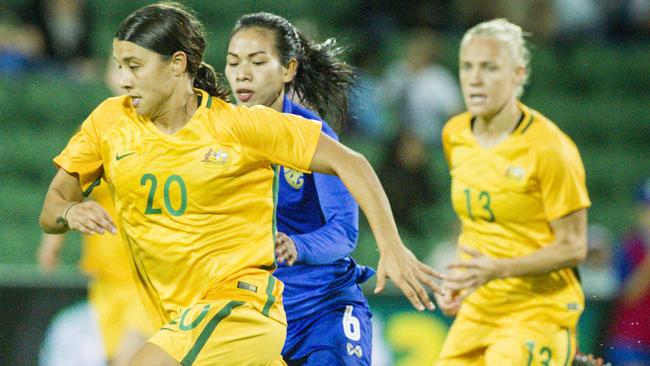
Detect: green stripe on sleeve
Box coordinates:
(82, 178, 101, 197)
(180, 300, 244, 366)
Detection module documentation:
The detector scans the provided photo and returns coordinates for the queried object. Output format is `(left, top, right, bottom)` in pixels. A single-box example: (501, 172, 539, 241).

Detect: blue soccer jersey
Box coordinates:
(275, 96, 374, 364)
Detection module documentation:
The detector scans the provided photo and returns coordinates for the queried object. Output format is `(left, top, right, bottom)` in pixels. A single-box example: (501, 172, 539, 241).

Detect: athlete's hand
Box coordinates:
(444, 246, 498, 295)
(275, 232, 298, 266)
(434, 288, 462, 317)
(375, 244, 445, 311)
(64, 201, 116, 235)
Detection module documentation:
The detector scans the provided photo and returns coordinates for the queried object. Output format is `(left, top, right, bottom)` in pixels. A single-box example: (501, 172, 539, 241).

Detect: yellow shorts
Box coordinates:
(435, 313, 576, 366)
(149, 299, 287, 366)
(88, 278, 154, 358)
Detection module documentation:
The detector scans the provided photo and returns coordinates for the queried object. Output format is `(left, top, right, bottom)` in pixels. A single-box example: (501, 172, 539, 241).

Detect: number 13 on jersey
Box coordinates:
(463, 188, 495, 222)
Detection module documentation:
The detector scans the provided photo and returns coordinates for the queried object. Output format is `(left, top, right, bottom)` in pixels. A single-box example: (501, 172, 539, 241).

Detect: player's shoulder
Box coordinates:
(288, 101, 336, 139)
(442, 111, 472, 145)
(92, 95, 132, 118)
(523, 105, 577, 151)
(444, 111, 472, 133)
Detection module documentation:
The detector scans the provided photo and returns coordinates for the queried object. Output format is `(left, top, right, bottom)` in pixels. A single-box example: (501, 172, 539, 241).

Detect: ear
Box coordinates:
(170, 51, 189, 76)
(514, 65, 527, 86)
(282, 58, 298, 83)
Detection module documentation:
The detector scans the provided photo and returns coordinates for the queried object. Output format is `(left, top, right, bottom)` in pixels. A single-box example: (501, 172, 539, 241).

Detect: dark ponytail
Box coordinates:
(194, 62, 230, 101)
(293, 32, 357, 130)
(232, 12, 358, 129)
(115, 2, 229, 100)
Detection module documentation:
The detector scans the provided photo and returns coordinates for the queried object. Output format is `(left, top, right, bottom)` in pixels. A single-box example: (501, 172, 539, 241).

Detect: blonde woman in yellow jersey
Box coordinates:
(38, 182, 153, 366)
(38, 3, 443, 366)
(435, 19, 591, 365)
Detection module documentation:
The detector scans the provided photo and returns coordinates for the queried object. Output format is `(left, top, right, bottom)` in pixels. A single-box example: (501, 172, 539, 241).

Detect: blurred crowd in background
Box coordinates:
(1, 0, 649, 364)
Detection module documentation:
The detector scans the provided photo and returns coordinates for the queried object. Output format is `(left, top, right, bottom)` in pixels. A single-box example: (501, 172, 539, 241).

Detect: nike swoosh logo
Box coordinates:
(115, 152, 136, 161)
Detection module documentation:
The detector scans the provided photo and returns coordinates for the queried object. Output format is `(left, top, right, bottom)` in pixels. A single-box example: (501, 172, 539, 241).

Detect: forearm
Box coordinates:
(40, 190, 79, 233)
(495, 241, 584, 278)
(292, 220, 357, 265)
(327, 152, 400, 253)
(40, 170, 84, 233)
(495, 209, 587, 278)
(292, 172, 359, 265)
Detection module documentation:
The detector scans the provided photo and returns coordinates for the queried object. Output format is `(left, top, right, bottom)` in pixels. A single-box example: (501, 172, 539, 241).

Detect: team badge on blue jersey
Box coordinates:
(284, 168, 304, 189)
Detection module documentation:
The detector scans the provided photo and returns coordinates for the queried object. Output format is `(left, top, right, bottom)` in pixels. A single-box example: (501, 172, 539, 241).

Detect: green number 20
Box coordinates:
(140, 174, 187, 216)
(463, 188, 495, 222)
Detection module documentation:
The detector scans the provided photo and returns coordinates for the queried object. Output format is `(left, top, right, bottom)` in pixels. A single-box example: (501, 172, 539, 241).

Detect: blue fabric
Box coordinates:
(283, 302, 373, 366)
(607, 341, 650, 365)
(274, 96, 375, 348)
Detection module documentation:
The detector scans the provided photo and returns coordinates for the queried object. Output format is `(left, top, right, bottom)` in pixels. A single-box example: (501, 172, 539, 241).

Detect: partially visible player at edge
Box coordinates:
(225, 12, 373, 365)
(434, 19, 590, 365)
(39, 2, 443, 366)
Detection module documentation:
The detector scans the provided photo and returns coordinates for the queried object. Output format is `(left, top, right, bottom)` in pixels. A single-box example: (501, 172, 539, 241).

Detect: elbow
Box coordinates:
(347, 150, 370, 174)
(39, 210, 63, 234)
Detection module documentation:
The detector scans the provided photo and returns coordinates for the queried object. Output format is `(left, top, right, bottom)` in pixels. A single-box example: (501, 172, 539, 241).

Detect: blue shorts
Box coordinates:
(283, 302, 373, 366)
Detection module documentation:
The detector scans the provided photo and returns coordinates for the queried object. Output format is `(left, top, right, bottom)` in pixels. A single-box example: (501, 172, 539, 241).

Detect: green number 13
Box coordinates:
(140, 174, 187, 216)
(463, 188, 495, 222)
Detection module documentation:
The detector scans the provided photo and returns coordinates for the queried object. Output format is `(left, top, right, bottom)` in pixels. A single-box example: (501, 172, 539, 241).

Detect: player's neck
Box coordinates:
(269, 89, 285, 113)
(152, 84, 199, 134)
(473, 99, 521, 148)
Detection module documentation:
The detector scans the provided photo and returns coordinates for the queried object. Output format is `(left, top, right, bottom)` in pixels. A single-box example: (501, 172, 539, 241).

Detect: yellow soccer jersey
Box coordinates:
(54, 89, 322, 328)
(442, 102, 590, 327)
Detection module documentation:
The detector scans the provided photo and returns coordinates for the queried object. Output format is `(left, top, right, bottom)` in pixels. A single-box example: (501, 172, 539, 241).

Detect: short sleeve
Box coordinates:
(53, 111, 104, 194)
(537, 136, 591, 221)
(230, 105, 322, 172)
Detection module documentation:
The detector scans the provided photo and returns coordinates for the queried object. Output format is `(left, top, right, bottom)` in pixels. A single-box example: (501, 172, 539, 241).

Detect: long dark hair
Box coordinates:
(115, 2, 229, 100)
(232, 12, 358, 128)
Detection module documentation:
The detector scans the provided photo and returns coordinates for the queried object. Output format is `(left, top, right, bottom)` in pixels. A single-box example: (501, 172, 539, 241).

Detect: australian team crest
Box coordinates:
(505, 165, 526, 180)
(283, 168, 304, 189)
(201, 148, 231, 167)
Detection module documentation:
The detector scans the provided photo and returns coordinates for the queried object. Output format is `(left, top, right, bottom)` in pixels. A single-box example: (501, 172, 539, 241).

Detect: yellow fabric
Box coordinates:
(54, 89, 322, 329)
(149, 300, 287, 366)
(435, 312, 576, 365)
(88, 278, 154, 358)
(79, 182, 153, 357)
(78, 182, 131, 281)
(441, 102, 590, 327)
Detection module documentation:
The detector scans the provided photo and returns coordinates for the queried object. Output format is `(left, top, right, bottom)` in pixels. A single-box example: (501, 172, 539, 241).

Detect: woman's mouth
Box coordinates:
(236, 90, 253, 103)
(130, 96, 142, 107)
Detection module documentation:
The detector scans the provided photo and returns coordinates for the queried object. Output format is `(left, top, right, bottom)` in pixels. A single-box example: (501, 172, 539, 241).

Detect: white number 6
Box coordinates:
(342, 305, 361, 341)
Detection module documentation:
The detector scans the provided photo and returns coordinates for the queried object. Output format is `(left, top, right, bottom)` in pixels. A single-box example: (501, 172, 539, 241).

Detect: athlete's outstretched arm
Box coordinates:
(445, 209, 587, 294)
(309, 132, 444, 311)
(40, 169, 116, 235)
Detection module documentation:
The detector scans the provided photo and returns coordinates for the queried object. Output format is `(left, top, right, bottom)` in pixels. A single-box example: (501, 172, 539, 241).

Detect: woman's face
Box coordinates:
(225, 27, 294, 111)
(459, 36, 522, 119)
(112, 39, 175, 118)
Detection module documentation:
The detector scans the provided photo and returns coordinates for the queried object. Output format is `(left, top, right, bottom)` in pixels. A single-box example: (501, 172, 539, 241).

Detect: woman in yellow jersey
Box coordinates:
(39, 3, 442, 366)
(38, 183, 153, 366)
(435, 19, 590, 365)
